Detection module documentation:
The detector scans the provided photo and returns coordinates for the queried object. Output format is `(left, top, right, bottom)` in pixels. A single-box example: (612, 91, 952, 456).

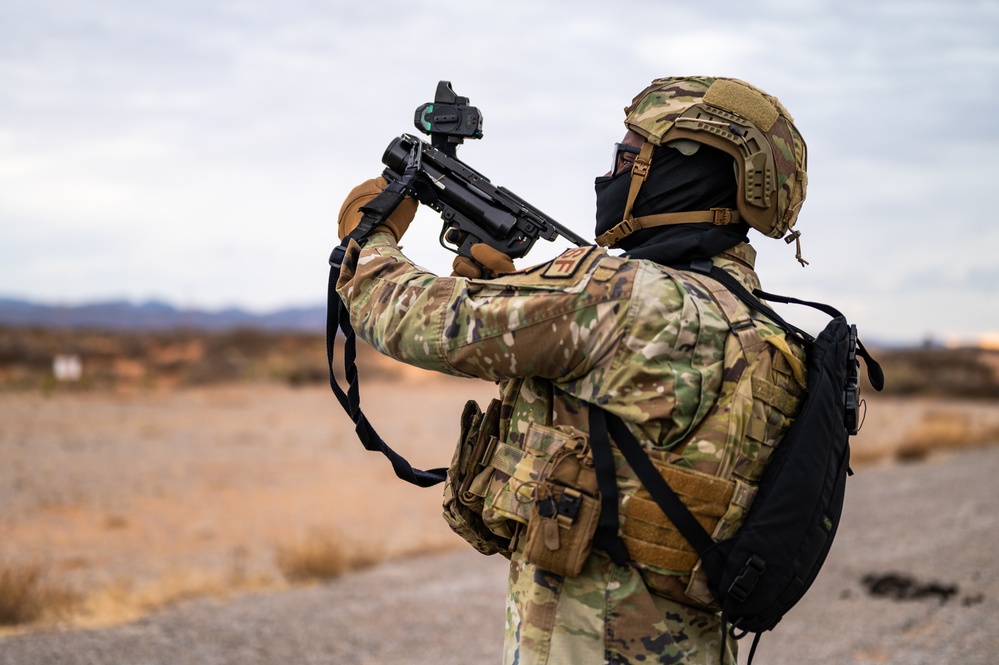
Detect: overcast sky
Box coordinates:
(2, 0, 997, 344)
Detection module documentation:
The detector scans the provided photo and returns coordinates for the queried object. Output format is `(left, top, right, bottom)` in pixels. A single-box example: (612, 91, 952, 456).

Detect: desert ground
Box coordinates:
(0, 373, 499, 622)
(2, 348, 999, 663)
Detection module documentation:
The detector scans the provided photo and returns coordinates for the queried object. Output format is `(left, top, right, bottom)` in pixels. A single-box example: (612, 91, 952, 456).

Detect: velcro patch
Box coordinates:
(704, 79, 778, 132)
(542, 246, 596, 280)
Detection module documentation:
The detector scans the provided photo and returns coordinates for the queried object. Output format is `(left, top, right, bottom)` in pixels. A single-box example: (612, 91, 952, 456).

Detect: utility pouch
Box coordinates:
(442, 399, 509, 556)
(523, 439, 601, 577)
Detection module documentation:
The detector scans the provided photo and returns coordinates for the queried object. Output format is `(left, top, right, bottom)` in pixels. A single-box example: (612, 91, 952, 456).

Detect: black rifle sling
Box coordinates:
(326, 180, 447, 488)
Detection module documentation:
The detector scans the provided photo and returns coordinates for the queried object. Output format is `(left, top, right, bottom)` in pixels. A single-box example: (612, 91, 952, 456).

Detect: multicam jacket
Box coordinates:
(336, 231, 806, 665)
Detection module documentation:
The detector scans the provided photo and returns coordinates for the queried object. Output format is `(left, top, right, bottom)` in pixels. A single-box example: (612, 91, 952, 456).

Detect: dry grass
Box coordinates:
(893, 410, 999, 463)
(0, 379, 484, 633)
(274, 528, 382, 583)
(70, 568, 276, 629)
(0, 325, 332, 391)
(1, 531, 397, 631)
(0, 561, 79, 626)
(0, 564, 279, 632)
(0, 549, 281, 631)
(867, 347, 999, 399)
(851, 405, 999, 466)
(0, 324, 426, 392)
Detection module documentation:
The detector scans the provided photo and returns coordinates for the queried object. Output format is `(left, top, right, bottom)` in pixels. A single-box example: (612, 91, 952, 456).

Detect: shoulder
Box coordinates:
(487, 246, 636, 294)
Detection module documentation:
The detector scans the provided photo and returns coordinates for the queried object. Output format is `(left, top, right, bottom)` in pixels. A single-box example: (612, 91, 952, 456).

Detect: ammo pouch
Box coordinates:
(442, 399, 510, 556)
(523, 436, 601, 577)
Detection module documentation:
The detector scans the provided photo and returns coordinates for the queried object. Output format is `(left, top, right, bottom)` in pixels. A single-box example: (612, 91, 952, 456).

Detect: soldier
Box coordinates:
(335, 77, 809, 664)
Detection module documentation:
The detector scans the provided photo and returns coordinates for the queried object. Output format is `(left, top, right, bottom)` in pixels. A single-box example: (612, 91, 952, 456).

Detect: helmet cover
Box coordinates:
(624, 76, 808, 239)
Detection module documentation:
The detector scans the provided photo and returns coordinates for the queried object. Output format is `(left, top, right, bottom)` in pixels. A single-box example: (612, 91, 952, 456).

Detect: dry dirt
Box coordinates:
(1, 375, 998, 663)
(0, 374, 499, 622)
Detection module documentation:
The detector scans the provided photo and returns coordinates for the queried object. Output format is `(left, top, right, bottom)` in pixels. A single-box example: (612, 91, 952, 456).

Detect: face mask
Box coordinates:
(594, 167, 633, 239)
(594, 143, 739, 244)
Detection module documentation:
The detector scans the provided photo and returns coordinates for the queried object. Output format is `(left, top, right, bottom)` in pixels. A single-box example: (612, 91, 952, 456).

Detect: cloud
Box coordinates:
(1, 0, 998, 339)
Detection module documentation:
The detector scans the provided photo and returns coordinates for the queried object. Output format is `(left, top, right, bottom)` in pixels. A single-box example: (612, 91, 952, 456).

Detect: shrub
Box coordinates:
(0, 561, 78, 626)
(275, 529, 380, 583)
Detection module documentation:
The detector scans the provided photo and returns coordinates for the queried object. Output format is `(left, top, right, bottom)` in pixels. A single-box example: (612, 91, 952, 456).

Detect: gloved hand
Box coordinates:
(337, 177, 418, 241)
(451, 243, 516, 279)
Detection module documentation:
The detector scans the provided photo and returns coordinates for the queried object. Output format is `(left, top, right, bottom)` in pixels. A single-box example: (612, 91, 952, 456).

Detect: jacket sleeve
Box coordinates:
(335, 233, 632, 383)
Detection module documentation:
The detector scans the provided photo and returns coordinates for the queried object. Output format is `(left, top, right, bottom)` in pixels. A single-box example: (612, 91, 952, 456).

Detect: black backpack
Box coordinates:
(588, 261, 884, 663)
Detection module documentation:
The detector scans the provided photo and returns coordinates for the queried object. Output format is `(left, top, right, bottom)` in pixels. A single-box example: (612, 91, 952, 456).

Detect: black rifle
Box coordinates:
(380, 133, 589, 266)
(330, 81, 589, 274)
(326, 81, 589, 488)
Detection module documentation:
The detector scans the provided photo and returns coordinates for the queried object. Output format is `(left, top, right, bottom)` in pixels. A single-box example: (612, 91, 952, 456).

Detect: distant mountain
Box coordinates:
(0, 297, 327, 333)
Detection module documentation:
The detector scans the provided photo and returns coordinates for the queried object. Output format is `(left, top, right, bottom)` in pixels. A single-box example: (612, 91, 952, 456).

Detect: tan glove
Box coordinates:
(451, 243, 516, 279)
(337, 177, 418, 241)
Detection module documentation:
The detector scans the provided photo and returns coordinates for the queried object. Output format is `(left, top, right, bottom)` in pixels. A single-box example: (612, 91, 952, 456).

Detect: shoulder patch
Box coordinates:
(591, 255, 628, 282)
(541, 246, 597, 280)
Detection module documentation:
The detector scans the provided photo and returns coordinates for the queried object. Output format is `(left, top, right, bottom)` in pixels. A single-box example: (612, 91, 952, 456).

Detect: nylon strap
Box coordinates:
(593, 406, 718, 558)
(680, 267, 767, 360)
(621, 141, 655, 223)
(682, 261, 812, 342)
(326, 180, 447, 488)
(589, 407, 631, 566)
(595, 208, 742, 248)
(585, 261, 814, 584)
(326, 266, 447, 487)
(594, 141, 742, 248)
(684, 262, 883, 392)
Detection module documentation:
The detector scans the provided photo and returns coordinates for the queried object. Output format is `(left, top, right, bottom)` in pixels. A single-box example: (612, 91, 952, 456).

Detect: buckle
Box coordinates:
(727, 555, 766, 603)
(596, 218, 636, 247)
(632, 159, 651, 179)
(329, 244, 348, 269)
(710, 208, 734, 225)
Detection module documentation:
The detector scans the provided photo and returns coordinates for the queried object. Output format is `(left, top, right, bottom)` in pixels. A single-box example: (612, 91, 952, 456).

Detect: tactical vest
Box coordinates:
(449, 260, 806, 610)
(616, 267, 806, 608)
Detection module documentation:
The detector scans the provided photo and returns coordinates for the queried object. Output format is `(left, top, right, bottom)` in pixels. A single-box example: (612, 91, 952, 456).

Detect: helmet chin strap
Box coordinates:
(595, 141, 741, 248)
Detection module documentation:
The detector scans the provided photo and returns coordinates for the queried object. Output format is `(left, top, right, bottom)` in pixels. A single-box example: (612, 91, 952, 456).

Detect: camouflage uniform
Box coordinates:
(336, 231, 806, 664)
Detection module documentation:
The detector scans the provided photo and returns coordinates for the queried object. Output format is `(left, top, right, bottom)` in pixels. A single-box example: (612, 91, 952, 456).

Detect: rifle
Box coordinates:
(326, 81, 590, 488)
(330, 81, 589, 274)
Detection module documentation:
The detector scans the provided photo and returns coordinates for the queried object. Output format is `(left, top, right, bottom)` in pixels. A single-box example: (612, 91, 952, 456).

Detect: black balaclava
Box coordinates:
(594, 143, 749, 265)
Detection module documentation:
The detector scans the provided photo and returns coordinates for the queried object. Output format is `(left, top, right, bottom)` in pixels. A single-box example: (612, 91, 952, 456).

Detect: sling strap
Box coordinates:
(326, 267, 446, 487)
(326, 148, 448, 488)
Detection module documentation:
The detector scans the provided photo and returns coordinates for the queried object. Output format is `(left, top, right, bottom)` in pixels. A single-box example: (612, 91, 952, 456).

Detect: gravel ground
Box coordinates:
(2, 444, 997, 665)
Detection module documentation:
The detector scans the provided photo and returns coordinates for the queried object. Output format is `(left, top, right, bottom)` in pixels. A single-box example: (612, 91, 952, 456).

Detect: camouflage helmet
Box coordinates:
(598, 76, 809, 264)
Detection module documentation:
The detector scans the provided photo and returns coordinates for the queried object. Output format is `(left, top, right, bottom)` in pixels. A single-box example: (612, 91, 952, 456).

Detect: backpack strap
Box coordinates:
(679, 267, 768, 360)
(589, 407, 633, 566)
(589, 406, 723, 577)
(590, 260, 883, 565)
(683, 259, 812, 343)
(683, 260, 884, 391)
(587, 264, 774, 586)
(678, 265, 803, 485)
(586, 260, 826, 587)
